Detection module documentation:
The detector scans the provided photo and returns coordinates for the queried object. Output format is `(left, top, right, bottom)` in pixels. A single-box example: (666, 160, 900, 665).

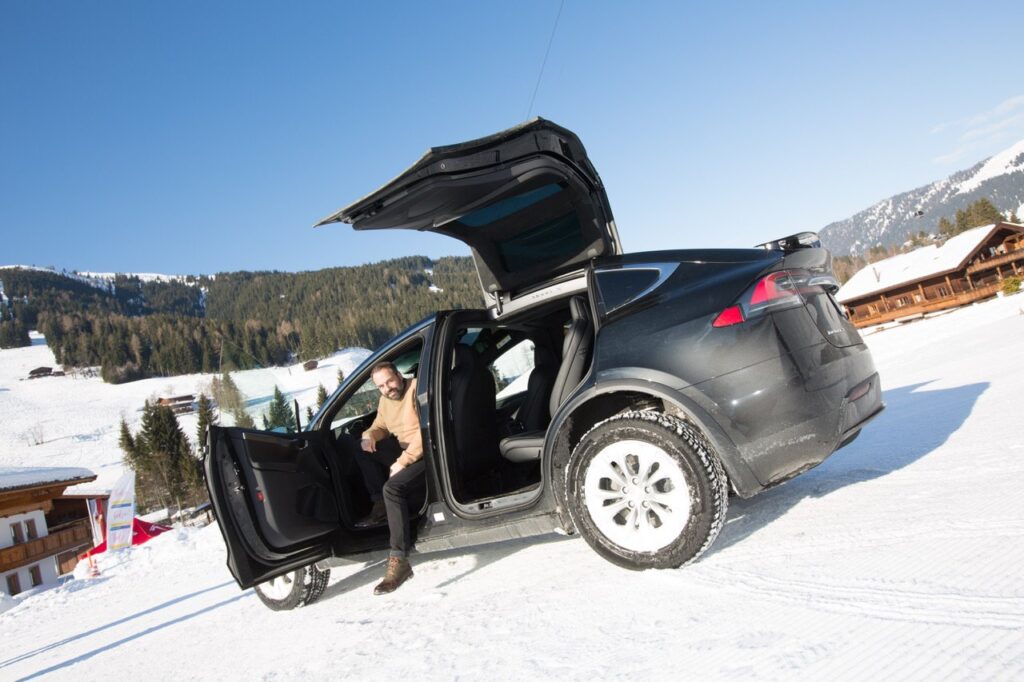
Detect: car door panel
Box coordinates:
(205, 425, 341, 588)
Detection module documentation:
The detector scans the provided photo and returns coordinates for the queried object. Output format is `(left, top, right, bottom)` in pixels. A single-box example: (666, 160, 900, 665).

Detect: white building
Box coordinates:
(1, 467, 97, 597)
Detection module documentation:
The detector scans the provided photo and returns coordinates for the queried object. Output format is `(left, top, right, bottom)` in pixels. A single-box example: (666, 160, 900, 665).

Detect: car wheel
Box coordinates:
(253, 564, 331, 611)
(565, 410, 728, 570)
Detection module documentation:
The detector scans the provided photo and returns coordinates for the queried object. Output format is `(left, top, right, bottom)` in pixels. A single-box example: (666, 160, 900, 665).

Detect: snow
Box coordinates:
(952, 138, 1024, 195)
(2, 295, 1024, 678)
(0, 466, 95, 492)
(836, 223, 998, 302)
(0, 332, 370, 494)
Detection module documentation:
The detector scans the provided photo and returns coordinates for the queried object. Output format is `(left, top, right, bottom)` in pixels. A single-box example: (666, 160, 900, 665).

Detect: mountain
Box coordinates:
(820, 139, 1024, 256)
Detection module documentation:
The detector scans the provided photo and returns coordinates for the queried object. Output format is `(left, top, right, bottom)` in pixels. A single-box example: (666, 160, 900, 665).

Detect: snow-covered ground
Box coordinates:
(0, 334, 369, 494)
(2, 295, 1023, 679)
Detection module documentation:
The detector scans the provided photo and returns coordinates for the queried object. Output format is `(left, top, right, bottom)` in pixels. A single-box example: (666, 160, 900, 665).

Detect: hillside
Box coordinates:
(820, 139, 1024, 256)
(1, 294, 1022, 678)
(0, 256, 481, 381)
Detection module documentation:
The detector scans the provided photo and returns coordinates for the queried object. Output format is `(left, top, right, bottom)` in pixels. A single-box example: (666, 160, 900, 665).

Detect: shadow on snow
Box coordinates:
(708, 380, 989, 556)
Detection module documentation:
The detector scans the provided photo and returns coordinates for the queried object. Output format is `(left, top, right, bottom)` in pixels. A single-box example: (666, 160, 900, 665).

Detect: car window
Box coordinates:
(328, 343, 422, 431)
(491, 338, 535, 400)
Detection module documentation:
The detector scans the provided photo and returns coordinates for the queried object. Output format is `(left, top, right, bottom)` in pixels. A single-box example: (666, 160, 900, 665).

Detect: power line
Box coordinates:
(525, 0, 565, 120)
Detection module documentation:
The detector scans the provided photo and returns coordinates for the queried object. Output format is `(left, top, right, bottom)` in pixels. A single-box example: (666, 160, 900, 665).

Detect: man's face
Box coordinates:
(372, 368, 405, 401)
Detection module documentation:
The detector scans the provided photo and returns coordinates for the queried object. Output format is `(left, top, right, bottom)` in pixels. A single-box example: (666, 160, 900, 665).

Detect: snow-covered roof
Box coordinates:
(0, 466, 96, 493)
(836, 223, 1010, 303)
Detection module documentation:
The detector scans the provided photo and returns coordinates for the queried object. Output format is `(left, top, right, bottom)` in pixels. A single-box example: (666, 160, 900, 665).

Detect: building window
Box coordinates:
(25, 519, 38, 540)
(10, 522, 25, 544)
(29, 565, 43, 587)
(5, 573, 20, 596)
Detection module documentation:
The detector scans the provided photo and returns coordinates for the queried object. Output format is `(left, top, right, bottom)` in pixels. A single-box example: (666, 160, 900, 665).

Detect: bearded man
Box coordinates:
(352, 361, 425, 595)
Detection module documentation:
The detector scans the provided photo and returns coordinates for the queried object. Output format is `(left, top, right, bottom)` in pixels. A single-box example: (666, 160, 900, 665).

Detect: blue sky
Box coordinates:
(3, 0, 1023, 275)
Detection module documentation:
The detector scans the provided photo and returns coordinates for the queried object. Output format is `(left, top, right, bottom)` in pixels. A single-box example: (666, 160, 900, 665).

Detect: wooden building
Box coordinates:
(837, 221, 1024, 328)
(157, 394, 195, 414)
(1, 467, 98, 596)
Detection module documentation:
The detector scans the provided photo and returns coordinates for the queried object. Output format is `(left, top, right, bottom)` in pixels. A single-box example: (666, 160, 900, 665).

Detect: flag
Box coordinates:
(106, 472, 136, 552)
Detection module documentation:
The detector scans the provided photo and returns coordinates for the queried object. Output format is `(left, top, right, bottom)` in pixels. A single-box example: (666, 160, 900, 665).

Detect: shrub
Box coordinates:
(1002, 276, 1021, 296)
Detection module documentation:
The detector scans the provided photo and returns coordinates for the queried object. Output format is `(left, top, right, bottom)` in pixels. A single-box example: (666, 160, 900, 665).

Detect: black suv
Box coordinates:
(204, 119, 883, 610)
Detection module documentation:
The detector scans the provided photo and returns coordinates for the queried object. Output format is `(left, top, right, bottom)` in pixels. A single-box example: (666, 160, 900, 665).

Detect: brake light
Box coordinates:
(713, 270, 802, 328)
(712, 305, 745, 327)
(750, 271, 799, 305)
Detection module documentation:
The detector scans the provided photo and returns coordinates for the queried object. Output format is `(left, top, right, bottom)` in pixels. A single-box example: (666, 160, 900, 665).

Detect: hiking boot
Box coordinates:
(373, 556, 413, 595)
(354, 500, 387, 528)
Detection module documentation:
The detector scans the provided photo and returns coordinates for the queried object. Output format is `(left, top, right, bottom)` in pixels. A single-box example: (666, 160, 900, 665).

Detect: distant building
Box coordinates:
(303, 360, 319, 372)
(837, 222, 1024, 328)
(157, 394, 195, 414)
(27, 367, 52, 379)
(1, 467, 98, 596)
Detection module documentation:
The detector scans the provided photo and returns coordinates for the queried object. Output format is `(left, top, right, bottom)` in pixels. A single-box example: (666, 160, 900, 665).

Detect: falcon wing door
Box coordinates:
(315, 118, 621, 305)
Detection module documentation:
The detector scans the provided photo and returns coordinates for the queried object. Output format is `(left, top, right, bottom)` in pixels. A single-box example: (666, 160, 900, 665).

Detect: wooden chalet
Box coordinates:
(837, 221, 1024, 328)
(1, 467, 98, 595)
(158, 394, 195, 414)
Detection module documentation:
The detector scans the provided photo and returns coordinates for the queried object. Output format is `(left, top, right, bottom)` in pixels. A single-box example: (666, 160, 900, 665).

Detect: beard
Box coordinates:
(383, 378, 405, 401)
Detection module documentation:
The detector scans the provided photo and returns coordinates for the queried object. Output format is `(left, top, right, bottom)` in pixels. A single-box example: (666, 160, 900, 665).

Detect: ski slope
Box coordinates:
(1, 295, 1023, 680)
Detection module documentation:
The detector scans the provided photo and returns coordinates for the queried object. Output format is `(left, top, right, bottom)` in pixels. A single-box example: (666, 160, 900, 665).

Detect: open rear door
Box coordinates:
(204, 426, 342, 589)
(315, 118, 621, 305)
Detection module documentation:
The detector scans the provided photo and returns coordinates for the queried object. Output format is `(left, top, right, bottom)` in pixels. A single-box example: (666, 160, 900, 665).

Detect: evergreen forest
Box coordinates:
(0, 256, 482, 381)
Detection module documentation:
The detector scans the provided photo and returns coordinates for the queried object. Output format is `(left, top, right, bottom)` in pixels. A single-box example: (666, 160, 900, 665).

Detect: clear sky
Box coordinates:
(3, 0, 1023, 275)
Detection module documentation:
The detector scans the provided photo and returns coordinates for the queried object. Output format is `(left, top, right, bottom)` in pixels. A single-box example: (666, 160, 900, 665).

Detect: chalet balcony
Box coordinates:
(848, 282, 1002, 329)
(966, 246, 1024, 275)
(0, 519, 93, 573)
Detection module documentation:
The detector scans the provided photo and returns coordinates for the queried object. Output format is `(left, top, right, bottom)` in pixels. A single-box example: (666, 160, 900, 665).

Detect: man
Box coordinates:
(353, 361, 425, 595)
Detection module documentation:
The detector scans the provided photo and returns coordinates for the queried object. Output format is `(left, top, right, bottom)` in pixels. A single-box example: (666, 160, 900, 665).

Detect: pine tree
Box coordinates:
(264, 386, 296, 432)
(1010, 210, 1021, 224)
(316, 383, 329, 409)
(938, 217, 955, 238)
(194, 393, 217, 455)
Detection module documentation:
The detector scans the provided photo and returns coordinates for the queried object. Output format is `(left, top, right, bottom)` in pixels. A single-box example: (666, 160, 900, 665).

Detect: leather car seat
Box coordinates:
(499, 295, 593, 463)
(449, 344, 500, 495)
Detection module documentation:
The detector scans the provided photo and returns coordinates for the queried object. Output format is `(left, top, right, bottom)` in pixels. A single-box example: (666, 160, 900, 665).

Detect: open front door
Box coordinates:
(205, 426, 342, 589)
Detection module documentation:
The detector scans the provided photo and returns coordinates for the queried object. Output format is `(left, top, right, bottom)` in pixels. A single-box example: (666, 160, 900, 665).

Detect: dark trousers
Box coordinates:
(353, 438, 426, 558)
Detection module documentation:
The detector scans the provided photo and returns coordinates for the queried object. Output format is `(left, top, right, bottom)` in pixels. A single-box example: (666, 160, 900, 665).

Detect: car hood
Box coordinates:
(315, 118, 620, 300)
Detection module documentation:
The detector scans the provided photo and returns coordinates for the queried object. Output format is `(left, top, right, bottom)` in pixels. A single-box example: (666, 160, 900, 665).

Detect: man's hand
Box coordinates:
(361, 438, 376, 453)
(389, 461, 406, 477)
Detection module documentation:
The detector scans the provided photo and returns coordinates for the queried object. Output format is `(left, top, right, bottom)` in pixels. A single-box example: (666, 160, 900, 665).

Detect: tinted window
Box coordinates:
(497, 213, 584, 272)
(596, 268, 661, 314)
(460, 184, 561, 227)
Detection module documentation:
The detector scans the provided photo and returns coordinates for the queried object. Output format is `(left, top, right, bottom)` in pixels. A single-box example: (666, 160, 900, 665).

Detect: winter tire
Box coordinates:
(565, 410, 728, 570)
(253, 564, 330, 610)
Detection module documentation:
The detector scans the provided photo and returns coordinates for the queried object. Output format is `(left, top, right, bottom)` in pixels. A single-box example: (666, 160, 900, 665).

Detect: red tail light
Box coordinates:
(750, 271, 799, 305)
(713, 270, 802, 328)
(712, 305, 745, 327)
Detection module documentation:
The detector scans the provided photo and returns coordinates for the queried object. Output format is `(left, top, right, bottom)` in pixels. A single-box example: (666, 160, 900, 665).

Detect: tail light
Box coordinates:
(713, 270, 803, 327)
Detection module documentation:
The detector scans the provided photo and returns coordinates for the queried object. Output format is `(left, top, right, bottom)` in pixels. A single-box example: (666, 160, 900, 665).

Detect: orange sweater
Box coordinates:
(362, 378, 423, 467)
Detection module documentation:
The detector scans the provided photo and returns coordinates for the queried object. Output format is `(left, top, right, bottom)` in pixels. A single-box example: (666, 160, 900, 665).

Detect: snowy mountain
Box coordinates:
(820, 139, 1024, 256)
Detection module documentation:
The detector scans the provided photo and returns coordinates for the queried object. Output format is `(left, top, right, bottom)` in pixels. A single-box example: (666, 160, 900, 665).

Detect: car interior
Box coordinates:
(319, 293, 595, 525)
(443, 293, 594, 506)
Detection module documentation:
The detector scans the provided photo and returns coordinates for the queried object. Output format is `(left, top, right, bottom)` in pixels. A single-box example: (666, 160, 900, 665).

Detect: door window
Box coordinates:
(491, 338, 536, 400)
(5, 573, 19, 596)
(25, 519, 38, 540)
(328, 343, 422, 432)
(29, 565, 42, 587)
(10, 523, 24, 544)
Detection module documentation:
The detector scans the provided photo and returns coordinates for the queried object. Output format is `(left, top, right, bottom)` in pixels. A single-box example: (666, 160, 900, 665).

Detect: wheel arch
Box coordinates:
(544, 377, 763, 513)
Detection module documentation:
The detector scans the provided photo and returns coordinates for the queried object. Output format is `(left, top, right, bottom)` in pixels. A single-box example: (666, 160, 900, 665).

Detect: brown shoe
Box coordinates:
(373, 556, 413, 595)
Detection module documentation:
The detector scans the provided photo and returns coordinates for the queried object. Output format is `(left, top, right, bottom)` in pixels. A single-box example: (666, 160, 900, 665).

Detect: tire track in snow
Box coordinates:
(689, 568, 1024, 630)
